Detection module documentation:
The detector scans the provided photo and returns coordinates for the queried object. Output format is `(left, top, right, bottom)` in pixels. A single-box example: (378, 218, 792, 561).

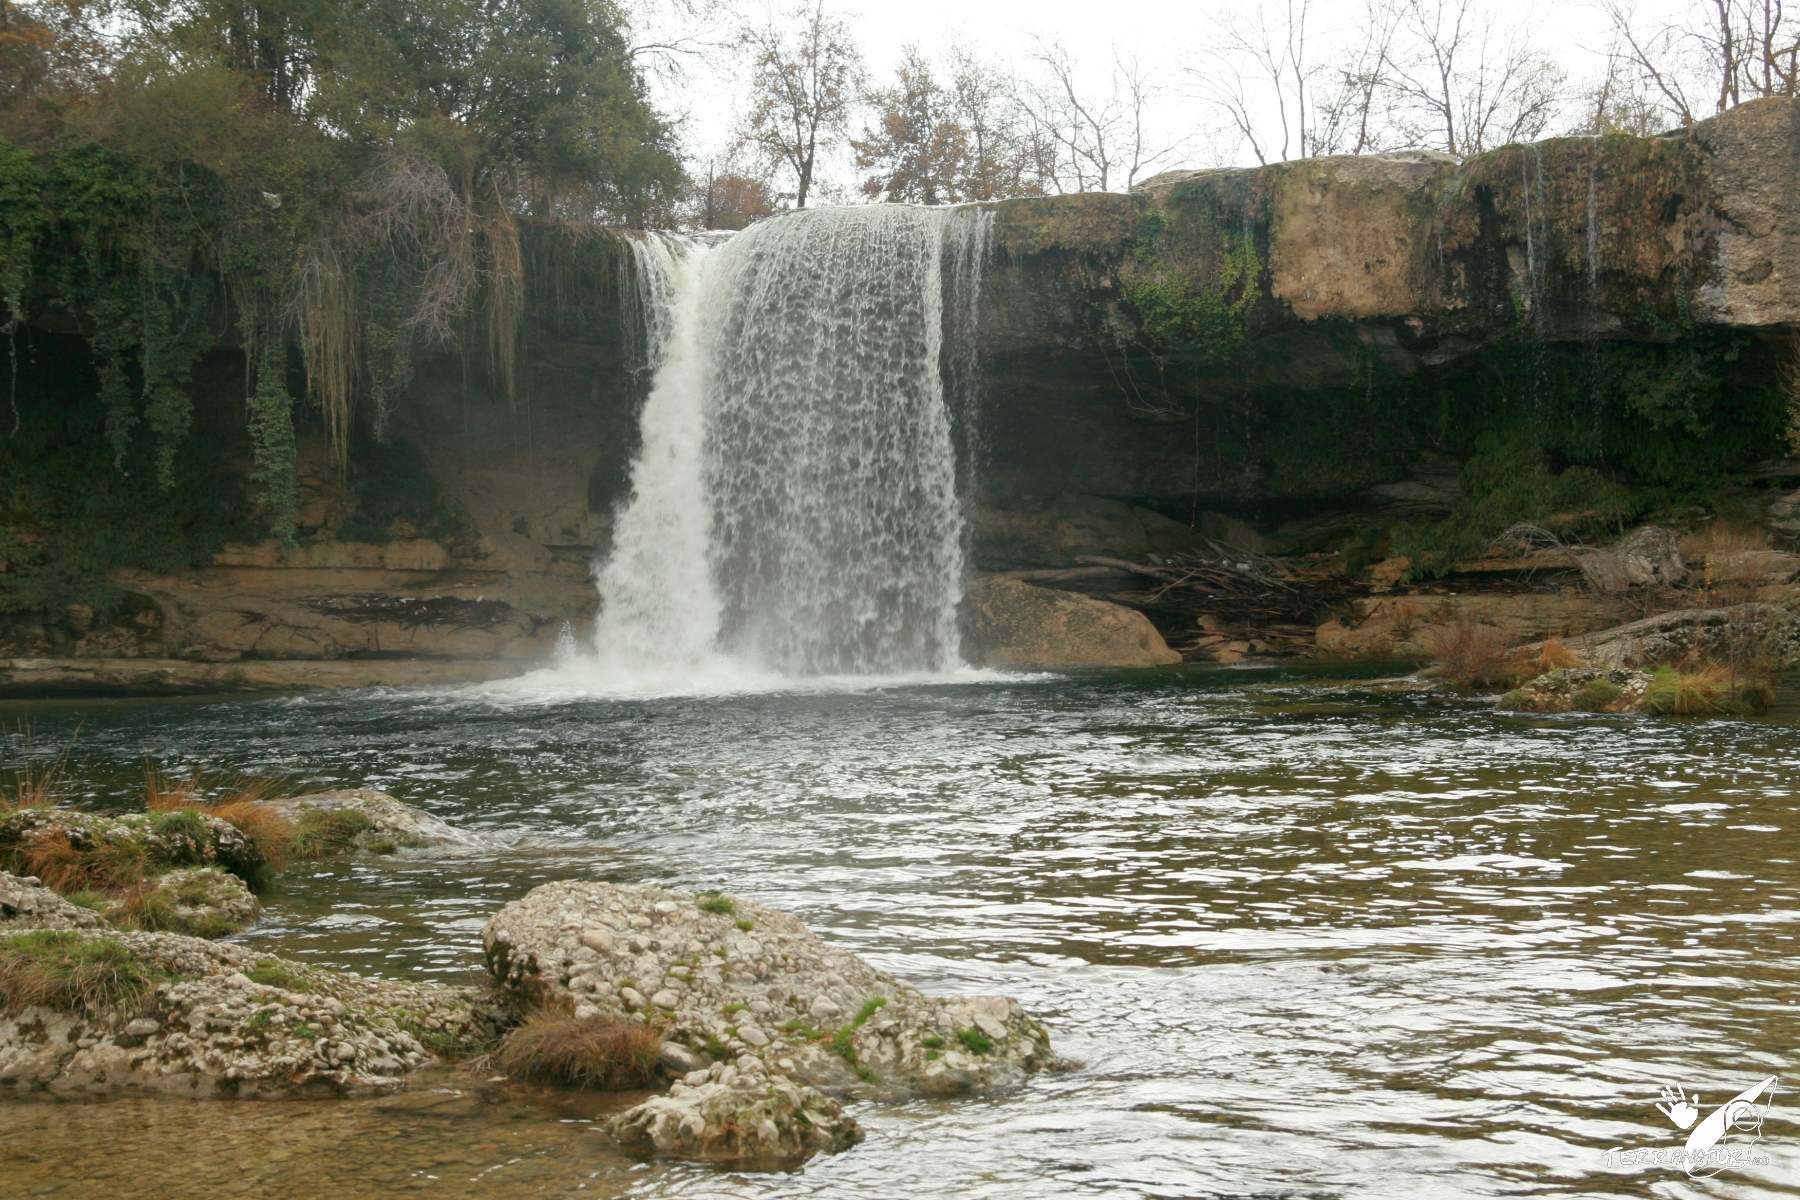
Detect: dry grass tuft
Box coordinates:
(1529, 636, 1584, 674)
(5, 728, 73, 813)
(1684, 521, 1775, 585)
(1642, 664, 1777, 716)
(141, 771, 297, 872)
(21, 829, 150, 894)
(0, 930, 159, 1018)
(495, 1008, 663, 1091)
(1424, 620, 1527, 691)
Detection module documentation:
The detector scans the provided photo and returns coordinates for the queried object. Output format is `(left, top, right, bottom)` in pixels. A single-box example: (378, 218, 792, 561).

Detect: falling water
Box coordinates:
(588, 232, 724, 673)
(582, 206, 994, 684)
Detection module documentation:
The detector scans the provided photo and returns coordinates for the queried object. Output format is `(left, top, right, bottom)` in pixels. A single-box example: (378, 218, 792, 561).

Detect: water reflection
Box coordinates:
(3, 666, 1797, 1197)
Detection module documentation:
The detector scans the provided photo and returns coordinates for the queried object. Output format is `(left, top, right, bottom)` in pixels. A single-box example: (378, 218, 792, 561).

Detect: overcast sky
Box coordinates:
(647, 0, 1688, 200)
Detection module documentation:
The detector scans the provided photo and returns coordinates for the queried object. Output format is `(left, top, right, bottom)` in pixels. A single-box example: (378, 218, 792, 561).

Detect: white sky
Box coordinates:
(648, 0, 1663, 197)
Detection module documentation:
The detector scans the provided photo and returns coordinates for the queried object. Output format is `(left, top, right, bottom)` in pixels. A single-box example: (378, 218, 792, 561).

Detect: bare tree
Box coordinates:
(738, 0, 863, 209)
(1013, 38, 1180, 192)
(1194, 0, 1403, 164)
(1603, 0, 1798, 127)
(1384, 0, 1566, 156)
(1196, 0, 1314, 164)
(1307, 0, 1403, 155)
(624, 0, 736, 83)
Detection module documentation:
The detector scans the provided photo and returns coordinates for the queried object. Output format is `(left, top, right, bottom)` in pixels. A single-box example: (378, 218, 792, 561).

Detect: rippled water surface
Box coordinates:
(4, 666, 1798, 1198)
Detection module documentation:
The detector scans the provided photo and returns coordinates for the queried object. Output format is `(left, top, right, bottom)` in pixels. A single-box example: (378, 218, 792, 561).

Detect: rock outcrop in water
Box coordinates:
(0, 883, 500, 1098)
(964, 576, 1181, 669)
(267, 789, 484, 852)
(483, 879, 1058, 1163)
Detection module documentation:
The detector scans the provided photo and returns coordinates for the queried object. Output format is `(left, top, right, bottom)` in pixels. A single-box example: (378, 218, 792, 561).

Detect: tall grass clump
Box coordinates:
(0, 931, 161, 1018)
(5, 728, 72, 812)
(1642, 665, 1776, 717)
(143, 770, 297, 876)
(1424, 620, 1526, 691)
(494, 1007, 662, 1090)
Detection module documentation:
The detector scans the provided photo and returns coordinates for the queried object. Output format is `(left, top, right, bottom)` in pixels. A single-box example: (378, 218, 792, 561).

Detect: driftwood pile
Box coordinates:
(1011, 540, 1350, 658)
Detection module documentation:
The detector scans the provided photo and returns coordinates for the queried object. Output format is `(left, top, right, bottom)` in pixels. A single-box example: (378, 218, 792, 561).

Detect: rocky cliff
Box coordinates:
(5, 101, 1799, 691)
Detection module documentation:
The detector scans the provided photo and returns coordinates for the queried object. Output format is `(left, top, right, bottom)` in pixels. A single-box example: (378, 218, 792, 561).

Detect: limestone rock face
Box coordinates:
(0, 872, 104, 931)
(962, 576, 1181, 670)
(1546, 604, 1800, 669)
(0, 930, 498, 1097)
(266, 789, 482, 851)
(1576, 526, 1687, 592)
(483, 880, 1057, 1107)
(607, 1057, 861, 1163)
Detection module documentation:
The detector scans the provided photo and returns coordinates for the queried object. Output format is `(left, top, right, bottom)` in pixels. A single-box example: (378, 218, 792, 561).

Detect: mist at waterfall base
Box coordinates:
(502, 206, 1006, 699)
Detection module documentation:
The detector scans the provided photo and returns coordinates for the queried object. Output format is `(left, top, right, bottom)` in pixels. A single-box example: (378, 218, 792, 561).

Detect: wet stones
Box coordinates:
(606, 1057, 861, 1163)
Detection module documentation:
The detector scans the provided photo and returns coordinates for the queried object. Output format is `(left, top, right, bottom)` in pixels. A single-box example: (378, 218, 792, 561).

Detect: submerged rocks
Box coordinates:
(266, 789, 480, 852)
(963, 575, 1181, 669)
(0, 926, 499, 1098)
(608, 1057, 861, 1162)
(485, 880, 1059, 1163)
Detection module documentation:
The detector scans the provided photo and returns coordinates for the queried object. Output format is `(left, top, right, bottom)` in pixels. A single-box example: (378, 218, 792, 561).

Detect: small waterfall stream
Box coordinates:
(579, 206, 994, 686)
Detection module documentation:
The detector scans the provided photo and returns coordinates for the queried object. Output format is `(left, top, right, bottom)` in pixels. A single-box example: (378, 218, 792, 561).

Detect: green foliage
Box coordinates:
(1125, 210, 1260, 362)
(697, 893, 735, 916)
(246, 960, 315, 992)
(1572, 679, 1624, 711)
(0, 0, 683, 617)
(0, 332, 250, 624)
(291, 808, 378, 859)
(954, 1026, 993, 1055)
(1377, 331, 1785, 576)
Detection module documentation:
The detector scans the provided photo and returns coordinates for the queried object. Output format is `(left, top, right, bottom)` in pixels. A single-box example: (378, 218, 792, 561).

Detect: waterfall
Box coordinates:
(589, 232, 725, 673)
(580, 206, 994, 685)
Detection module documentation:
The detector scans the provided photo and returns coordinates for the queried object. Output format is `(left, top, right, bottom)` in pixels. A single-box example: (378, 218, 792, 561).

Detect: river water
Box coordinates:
(2, 665, 1796, 1198)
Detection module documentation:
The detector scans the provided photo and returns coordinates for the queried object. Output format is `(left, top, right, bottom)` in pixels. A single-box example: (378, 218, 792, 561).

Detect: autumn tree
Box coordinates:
(698, 168, 777, 229)
(737, 0, 863, 208)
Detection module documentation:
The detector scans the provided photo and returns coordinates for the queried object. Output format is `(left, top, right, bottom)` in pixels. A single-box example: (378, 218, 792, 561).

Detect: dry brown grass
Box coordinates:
(0, 931, 159, 1018)
(5, 728, 73, 813)
(495, 1008, 663, 1090)
(1528, 636, 1584, 674)
(141, 771, 297, 870)
(1683, 521, 1775, 585)
(1424, 620, 1528, 691)
(20, 829, 149, 894)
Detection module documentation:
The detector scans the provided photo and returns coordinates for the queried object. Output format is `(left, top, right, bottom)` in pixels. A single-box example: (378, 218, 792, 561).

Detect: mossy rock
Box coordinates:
(106, 867, 259, 939)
